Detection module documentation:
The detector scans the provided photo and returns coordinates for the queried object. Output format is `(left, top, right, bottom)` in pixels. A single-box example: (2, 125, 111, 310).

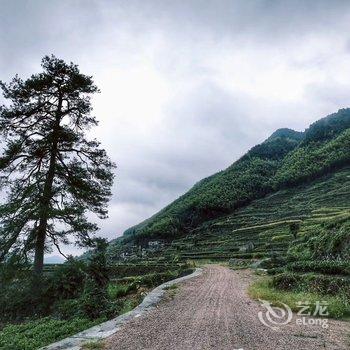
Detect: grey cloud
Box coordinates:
(1, 0, 350, 256)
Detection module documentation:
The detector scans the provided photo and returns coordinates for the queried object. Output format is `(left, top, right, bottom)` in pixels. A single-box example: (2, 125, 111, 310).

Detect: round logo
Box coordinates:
(258, 299, 293, 331)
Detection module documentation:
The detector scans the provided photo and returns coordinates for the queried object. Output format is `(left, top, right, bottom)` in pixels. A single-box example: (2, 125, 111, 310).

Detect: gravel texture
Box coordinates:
(106, 265, 349, 350)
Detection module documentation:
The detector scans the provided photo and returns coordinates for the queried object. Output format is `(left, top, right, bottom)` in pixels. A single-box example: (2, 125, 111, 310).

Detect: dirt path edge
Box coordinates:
(40, 268, 203, 350)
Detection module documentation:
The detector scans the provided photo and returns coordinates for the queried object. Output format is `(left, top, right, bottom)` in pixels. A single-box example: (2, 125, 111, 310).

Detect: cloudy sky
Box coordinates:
(1, 0, 350, 256)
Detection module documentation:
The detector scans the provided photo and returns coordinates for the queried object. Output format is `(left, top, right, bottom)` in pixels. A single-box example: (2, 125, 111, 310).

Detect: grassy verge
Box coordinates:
(248, 276, 350, 319)
(0, 317, 103, 350)
(0, 267, 193, 349)
(82, 340, 105, 349)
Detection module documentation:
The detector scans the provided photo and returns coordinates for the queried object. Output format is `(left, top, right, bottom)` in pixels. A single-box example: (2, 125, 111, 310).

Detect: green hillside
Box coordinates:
(112, 151, 350, 318)
(122, 108, 350, 244)
(159, 166, 350, 263)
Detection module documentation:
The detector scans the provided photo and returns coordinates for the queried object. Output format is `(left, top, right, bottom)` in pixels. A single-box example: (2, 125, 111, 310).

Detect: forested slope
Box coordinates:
(122, 108, 350, 244)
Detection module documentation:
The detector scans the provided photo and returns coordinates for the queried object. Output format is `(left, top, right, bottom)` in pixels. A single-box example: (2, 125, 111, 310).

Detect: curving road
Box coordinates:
(105, 265, 349, 350)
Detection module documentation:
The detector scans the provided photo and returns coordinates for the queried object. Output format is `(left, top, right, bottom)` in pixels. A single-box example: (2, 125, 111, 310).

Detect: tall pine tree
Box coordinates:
(0, 56, 115, 275)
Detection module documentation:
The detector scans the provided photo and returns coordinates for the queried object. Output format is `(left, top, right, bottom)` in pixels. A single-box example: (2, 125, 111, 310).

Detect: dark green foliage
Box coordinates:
(109, 268, 193, 296)
(0, 274, 44, 324)
(241, 136, 299, 161)
(274, 128, 350, 187)
(272, 272, 350, 297)
(289, 222, 300, 239)
(108, 283, 136, 299)
(86, 238, 110, 290)
(0, 260, 192, 348)
(286, 260, 350, 276)
(0, 242, 110, 323)
(0, 258, 87, 324)
(79, 239, 110, 319)
(108, 262, 189, 278)
(47, 258, 86, 300)
(303, 108, 350, 143)
(266, 128, 304, 142)
(0, 55, 115, 274)
(0, 254, 31, 284)
(126, 157, 280, 241)
(290, 215, 350, 261)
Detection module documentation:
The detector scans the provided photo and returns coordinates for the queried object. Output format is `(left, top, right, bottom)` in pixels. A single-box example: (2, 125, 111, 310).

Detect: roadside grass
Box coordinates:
(82, 340, 105, 349)
(164, 284, 179, 290)
(248, 276, 350, 319)
(0, 317, 102, 350)
(120, 297, 141, 314)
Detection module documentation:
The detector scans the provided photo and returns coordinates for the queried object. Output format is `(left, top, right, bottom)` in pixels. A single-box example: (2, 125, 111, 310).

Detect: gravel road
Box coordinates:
(105, 265, 349, 350)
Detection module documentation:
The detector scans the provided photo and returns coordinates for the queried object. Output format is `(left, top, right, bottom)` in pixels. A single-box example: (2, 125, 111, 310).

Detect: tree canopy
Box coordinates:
(0, 55, 115, 274)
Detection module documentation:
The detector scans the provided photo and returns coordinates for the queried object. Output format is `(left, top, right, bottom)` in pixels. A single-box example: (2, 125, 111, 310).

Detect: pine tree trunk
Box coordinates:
(33, 96, 62, 275)
(33, 225, 46, 275)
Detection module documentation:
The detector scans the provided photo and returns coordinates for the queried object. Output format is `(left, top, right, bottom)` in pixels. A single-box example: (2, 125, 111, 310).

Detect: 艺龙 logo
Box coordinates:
(258, 299, 293, 331)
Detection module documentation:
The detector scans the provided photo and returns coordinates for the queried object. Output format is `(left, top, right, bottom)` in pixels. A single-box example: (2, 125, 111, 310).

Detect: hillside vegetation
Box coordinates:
(122, 108, 350, 244)
(111, 109, 350, 319)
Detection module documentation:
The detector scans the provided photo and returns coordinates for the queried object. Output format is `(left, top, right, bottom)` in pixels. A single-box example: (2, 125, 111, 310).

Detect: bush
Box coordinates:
(108, 263, 187, 278)
(0, 276, 52, 324)
(53, 298, 83, 320)
(286, 260, 350, 275)
(108, 283, 135, 299)
(46, 258, 87, 300)
(272, 272, 350, 297)
(78, 239, 110, 320)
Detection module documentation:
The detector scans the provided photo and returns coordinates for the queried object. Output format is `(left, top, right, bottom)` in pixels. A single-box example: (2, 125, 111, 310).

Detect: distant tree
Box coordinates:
(0, 56, 115, 275)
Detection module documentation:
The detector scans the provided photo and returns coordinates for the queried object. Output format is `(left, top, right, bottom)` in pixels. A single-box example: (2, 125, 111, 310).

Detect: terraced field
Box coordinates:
(158, 166, 350, 263)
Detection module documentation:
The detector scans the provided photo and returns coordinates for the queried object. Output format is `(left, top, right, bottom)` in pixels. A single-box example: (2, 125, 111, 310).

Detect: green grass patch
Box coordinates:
(248, 276, 350, 319)
(82, 340, 105, 349)
(107, 283, 135, 299)
(0, 317, 102, 350)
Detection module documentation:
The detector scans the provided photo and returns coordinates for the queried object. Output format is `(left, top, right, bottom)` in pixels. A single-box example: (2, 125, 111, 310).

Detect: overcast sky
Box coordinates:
(1, 0, 350, 257)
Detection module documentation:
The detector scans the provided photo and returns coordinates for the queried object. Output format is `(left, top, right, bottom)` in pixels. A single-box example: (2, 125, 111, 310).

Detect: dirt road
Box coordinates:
(106, 265, 349, 350)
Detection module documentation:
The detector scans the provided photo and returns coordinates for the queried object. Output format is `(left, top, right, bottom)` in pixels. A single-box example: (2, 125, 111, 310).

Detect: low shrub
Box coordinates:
(272, 272, 350, 297)
(108, 263, 187, 278)
(286, 260, 350, 275)
(46, 258, 87, 300)
(108, 283, 136, 299)
(0, 276, 52, 324)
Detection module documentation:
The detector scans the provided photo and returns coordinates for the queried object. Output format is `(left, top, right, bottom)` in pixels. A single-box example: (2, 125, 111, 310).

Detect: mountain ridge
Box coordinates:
(119, 108, 350, 245)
